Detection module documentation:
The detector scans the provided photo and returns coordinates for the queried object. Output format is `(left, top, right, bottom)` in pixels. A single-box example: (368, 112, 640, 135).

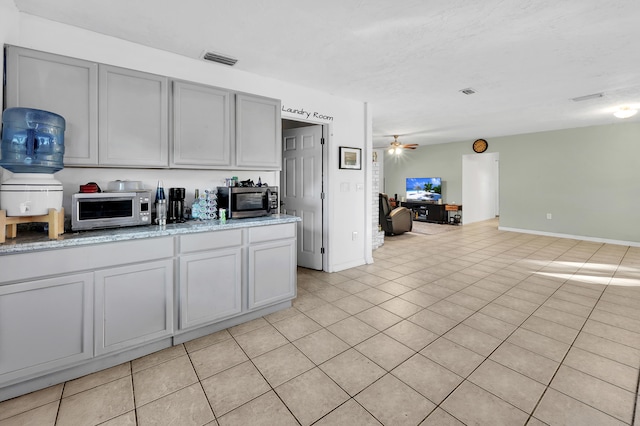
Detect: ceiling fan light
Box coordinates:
(613, 106, 638, 119)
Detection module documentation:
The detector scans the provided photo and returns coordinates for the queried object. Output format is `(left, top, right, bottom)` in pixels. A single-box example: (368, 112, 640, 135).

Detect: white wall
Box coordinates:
(1, 8, 370, 271)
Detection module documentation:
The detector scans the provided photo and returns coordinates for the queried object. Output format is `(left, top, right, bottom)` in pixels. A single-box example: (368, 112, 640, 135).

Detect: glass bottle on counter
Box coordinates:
(155, 180, 167, 226)
(191, 189, 201, 219)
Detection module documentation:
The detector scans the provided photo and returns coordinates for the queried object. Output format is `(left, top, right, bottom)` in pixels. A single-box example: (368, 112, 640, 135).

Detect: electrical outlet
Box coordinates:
(546, 213, 552, 220)
(352, 231, 358, 241)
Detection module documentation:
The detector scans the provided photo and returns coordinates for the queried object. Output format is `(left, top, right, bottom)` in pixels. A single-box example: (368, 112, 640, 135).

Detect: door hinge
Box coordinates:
(321, 137, 325, 145)
(320, 192, 325, 200)
(320, 247, 325, 254)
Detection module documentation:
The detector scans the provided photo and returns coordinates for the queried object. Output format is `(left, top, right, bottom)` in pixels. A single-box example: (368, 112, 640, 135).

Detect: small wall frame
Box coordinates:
(339, 146, 362, 170)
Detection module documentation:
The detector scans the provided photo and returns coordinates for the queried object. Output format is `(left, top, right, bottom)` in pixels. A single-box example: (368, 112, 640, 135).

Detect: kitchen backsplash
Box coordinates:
(0, 167, 279, 214)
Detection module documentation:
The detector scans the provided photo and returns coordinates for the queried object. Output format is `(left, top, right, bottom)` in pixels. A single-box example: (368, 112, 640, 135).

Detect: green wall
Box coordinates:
(384, 121, 640, 244)
(384, 142, 465, 204)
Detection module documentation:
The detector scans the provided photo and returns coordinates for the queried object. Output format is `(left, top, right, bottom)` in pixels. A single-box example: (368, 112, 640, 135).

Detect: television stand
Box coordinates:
(400, 201, 447, 224)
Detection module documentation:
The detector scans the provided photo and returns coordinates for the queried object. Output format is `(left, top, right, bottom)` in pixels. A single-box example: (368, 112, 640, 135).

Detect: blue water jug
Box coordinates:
(0, 107, 66, 173)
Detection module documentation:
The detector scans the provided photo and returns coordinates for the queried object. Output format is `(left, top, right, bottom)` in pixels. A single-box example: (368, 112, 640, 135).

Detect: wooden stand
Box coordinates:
(0, 208, 64, 243)
(445, 204, 462, 224)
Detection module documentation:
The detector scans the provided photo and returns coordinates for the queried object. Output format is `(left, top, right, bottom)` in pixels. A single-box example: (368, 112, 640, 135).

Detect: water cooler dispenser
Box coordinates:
(0, 108, 65, 216)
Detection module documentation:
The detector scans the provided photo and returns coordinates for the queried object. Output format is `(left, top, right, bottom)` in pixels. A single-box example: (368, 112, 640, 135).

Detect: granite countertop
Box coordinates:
(0, 214, 301, 255)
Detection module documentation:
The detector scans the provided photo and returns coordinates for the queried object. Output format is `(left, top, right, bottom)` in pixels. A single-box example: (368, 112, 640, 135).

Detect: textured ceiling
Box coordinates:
(13, 0, 640, 149)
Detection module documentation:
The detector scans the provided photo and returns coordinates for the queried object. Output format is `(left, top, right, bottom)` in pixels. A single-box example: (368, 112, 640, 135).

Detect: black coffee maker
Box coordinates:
(168, 188, 186, 223)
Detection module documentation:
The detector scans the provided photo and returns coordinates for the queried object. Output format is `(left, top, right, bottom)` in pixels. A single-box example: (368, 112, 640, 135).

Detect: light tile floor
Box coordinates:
(2, 219, 640, 425)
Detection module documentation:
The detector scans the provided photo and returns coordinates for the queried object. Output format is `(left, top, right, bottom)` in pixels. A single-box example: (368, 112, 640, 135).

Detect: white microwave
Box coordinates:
(71, 191, 152, 231)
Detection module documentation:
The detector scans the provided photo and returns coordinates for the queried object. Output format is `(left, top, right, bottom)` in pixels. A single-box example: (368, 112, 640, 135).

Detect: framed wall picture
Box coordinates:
(339, 146, 362, 170)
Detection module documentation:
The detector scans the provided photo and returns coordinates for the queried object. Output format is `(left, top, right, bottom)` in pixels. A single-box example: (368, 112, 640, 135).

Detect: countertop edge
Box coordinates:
(0, 215, 301, 255)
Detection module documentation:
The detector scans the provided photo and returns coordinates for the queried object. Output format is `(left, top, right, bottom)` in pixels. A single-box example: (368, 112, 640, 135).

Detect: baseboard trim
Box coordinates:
(498, 226, 640, 248)
(329, 258, 366, 273)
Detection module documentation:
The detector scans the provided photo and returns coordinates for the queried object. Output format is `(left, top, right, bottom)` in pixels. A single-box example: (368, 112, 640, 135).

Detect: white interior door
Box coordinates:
(282, 125, 323, 270)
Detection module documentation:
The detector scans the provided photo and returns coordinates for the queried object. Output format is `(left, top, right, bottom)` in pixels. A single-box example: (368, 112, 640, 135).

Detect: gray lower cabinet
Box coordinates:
(236, 93, 282, 169)
(172, 81, 233, 167)
(98, 65, 169, 167)
(0, 220, 298, 401)
(248, 223, 296, 309)
(0, 273, 94, 383)
(94, 259, 174, 356)
(4, 46, 99, 165)
(179, 248, 242, 329)
(178, 229, 243, 329)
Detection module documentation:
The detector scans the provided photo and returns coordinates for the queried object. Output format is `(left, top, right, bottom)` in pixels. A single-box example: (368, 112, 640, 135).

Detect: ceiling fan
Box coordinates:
(388, 135, 419, 154)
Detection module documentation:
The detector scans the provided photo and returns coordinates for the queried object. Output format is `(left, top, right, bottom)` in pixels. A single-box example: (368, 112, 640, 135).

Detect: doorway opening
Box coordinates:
(462, 152, 500, 224)
(281, 119, 327, 271)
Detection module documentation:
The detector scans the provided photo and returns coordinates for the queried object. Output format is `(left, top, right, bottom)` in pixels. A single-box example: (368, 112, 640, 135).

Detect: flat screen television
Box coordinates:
(406, 177, 442, 201)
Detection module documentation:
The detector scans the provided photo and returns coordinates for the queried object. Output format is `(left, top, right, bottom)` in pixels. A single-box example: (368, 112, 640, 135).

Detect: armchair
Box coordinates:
(379, 193, 413, 236)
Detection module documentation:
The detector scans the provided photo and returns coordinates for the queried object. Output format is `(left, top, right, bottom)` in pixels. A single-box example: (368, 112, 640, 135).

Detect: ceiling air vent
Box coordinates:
(202, 51, 238, 66)
(571, 92, 604, 102)
(459, 88, 476, 95)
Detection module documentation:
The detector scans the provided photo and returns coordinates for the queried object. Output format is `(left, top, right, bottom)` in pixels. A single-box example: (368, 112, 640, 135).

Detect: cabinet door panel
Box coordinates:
(249, 223, 295, 244)
(5, 46, 98, 165)
(99, 65, 169, 166)
(180, 229, 242, 254)
(172, 81, 232, 167)
(235, 94, 281, 169)
(179, 248, 242, 329)
(248, 239, 296, 309)
(95, 260, 173, 355)
(425, 204, 446, 223)
(0, 273, 93, 382)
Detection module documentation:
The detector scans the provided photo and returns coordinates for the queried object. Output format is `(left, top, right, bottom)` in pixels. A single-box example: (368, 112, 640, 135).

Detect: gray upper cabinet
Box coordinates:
(5, 46, 99, 165)
(172, 81, 232, 167)
(236, 94, 282, 169)
(99, 65, 169, 167)
(5, 47, 282, 170)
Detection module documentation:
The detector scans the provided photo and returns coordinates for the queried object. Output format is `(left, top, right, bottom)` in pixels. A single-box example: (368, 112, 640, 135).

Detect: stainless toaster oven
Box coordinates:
(71, 191, 152, 230)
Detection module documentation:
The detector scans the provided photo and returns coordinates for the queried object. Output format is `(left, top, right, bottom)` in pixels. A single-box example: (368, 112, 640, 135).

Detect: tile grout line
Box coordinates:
(130, 374, 138, 426)
(184, 349, 219, 424)
(54, 381, 65, 426)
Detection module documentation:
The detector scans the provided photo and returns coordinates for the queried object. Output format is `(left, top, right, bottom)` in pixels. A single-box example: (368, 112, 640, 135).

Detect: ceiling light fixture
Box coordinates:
(388, 147, 401, 155)
(459, 88, 476, 95)
(387, 135, 418, 154)
(613, 106, 638, 119)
